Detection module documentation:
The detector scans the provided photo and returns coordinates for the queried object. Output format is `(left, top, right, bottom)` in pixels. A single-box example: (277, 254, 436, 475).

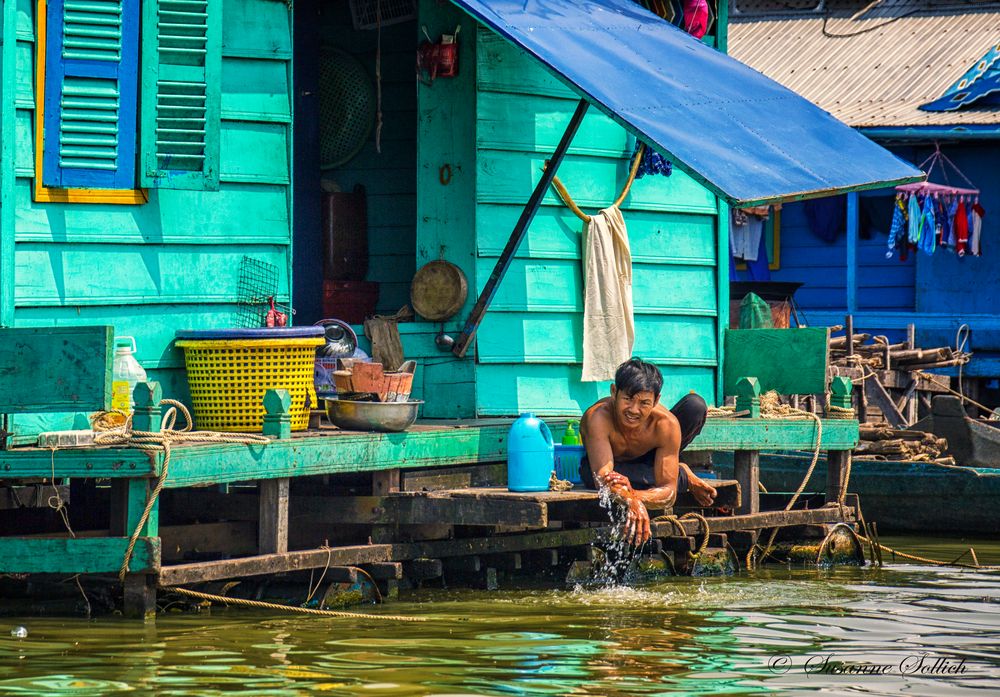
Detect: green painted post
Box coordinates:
(132, 382, 163, 433)
(733, 376, 761, 514)
(829, 377, 854, 413)
(262, 389, 292, 439)
(734, 377, 761, 419)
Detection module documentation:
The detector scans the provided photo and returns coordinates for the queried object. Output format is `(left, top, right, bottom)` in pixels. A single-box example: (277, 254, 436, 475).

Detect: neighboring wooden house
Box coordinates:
(730, 0, 1000, 379)
(1, 0, 919, 437)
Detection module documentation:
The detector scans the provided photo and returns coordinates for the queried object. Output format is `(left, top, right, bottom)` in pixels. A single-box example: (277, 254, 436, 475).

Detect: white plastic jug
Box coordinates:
(111, 336, 148, 413)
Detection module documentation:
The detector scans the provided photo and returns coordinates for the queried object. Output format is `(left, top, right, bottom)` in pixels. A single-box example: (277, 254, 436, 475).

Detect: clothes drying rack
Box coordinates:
(896, 145, 980, 198)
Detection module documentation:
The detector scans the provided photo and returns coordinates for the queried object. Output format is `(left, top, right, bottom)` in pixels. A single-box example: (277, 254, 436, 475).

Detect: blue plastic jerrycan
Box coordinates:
(507, 413, 555, 492)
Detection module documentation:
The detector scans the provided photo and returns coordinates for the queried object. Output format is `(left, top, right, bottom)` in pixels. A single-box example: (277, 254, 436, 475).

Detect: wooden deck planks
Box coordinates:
(0, 419, 855, 484)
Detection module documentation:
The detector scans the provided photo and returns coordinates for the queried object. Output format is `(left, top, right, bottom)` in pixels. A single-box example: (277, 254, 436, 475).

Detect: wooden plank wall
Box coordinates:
(9, 0, 293, 437)
(472, 27, 721, 416)
(320, 7, 417, 316)
(765, 197, 916, 312)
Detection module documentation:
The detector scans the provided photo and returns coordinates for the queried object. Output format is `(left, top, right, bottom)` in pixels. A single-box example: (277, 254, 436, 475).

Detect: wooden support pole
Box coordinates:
(734, 376, 761, 515)
(258, 479, 289, 555)
(259, 389, 290, 554)
(452, 98, 590, 357)
(845, 314, 854, 357)
(906, 323, 918, 423)
(123, 574, 157, 620)
(733, 451, 759, 515)
(826, 450, 850, 505)
(846, 193, 858, 313)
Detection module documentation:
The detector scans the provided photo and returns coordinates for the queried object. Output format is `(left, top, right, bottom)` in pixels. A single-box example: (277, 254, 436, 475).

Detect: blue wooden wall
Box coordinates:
(761, 142, 1000, 356)
(763, 197, 917, 314)
(7, 0, 294, 437)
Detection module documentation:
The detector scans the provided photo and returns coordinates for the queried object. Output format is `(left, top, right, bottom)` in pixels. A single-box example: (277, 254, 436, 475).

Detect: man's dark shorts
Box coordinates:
(580, 393, 708, 493)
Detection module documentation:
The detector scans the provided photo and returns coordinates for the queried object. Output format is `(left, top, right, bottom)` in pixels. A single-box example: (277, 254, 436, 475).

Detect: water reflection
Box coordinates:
(0, 556, 998, 695)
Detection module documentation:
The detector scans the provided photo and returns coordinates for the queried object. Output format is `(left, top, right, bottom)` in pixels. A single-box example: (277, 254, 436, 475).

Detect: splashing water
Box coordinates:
(589, 485, 650, 586)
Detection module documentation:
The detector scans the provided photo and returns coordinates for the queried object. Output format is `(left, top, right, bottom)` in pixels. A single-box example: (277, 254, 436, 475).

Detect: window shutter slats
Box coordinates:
(139, 0, 221, 190)
(42, 0, 139, 189)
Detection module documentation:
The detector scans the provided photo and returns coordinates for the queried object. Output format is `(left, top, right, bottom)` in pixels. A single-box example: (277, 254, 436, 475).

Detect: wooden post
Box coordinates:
(372, 469, 401, 543)
(132, 382, 162, 432)
(845, 314, 854, 357)
(118, 475, 159, 620)
(827, 377, 853, 506)
(826, 451, 851, 506)
(123, 574, 157, 620)
(734, 377, 761, 515)
(906, 324, 918, 423)
(846, 193, 858, 313)
(259, 389, 290, 554)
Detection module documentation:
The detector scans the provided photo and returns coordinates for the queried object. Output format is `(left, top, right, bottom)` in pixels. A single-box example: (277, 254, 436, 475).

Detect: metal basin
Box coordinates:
(325, 399, 423, 433)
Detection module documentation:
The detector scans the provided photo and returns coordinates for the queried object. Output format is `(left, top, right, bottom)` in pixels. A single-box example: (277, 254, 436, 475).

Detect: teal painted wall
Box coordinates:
(8, 0, 293, 438)
(470, 27, 723, 416)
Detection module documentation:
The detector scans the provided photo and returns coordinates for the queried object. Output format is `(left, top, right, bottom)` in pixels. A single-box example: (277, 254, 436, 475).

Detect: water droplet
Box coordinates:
(10, 626, 27, 639)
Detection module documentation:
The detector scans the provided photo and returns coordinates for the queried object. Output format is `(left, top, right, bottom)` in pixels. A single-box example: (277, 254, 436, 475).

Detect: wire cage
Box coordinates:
(349, 0, 416, 30)
(233, 256, 280, 328)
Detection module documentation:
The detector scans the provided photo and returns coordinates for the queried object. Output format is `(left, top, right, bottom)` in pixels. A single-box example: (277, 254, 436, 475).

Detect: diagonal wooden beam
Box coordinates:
(452, 98, 590, 357)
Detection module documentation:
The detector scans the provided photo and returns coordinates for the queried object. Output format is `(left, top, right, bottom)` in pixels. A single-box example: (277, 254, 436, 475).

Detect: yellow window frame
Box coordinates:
(33, 0, 147, 204)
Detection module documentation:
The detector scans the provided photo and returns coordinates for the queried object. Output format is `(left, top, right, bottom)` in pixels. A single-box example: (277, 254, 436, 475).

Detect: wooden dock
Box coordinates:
(0, 406, 860, 618)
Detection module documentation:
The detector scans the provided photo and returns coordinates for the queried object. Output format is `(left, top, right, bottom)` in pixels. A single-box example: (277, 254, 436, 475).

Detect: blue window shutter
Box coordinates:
(42, 0, 140, 189)
(138, 0, 222, 191)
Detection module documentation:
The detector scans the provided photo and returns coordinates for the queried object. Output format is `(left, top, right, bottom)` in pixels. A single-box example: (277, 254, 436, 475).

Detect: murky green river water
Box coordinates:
(0, 535, 998, 696)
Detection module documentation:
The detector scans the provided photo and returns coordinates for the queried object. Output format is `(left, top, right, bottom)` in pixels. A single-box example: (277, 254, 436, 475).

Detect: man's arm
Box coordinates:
(582, 412, 651, 545)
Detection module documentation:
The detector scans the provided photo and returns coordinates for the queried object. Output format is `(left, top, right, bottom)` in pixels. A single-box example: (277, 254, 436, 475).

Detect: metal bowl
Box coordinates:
(325, 399, 423, 432)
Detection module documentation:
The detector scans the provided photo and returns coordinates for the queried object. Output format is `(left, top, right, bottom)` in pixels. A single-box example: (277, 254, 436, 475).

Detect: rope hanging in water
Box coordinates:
(164, 586, 427, 622)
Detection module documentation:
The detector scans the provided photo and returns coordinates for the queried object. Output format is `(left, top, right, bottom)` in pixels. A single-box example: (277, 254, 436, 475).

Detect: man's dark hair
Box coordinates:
(614, 357, 663, 398)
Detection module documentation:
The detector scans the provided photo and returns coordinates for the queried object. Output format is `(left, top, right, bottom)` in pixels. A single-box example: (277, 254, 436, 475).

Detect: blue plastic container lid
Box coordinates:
(175, 327, 325, 340)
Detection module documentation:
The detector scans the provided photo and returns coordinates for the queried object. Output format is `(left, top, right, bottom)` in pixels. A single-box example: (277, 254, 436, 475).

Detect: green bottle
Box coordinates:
(562, 420, 581, 445)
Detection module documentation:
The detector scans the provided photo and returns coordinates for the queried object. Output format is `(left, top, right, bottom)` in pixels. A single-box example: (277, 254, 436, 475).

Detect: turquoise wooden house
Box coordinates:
(1, 0, 921, 438)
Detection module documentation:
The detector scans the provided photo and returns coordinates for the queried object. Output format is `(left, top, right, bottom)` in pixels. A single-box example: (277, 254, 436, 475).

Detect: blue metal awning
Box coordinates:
(449, 0, 925, 206)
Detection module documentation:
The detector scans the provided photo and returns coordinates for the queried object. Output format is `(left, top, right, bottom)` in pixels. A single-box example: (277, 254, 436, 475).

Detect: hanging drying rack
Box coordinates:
(896, 144, 979, 198)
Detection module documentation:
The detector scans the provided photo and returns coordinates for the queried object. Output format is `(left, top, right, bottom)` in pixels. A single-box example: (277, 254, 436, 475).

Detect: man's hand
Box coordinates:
(599, 470, 633, 493)
(687, 472, 717, 507)
(624, 498, 651, 546)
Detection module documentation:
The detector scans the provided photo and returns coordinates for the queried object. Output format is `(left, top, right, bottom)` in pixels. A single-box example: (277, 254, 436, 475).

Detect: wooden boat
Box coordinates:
(713, 452, 1000, 534)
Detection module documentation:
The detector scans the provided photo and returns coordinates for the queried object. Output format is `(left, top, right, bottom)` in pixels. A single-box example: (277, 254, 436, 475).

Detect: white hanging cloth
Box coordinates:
(581, 205, 634, 382)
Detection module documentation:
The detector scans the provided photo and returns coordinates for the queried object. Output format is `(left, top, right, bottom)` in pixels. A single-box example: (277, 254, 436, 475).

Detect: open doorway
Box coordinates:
(293, 0, 420, 326)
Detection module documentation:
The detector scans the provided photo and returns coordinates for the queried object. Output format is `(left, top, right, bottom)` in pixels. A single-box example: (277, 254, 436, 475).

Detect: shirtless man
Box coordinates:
(580, 357, 718, 546)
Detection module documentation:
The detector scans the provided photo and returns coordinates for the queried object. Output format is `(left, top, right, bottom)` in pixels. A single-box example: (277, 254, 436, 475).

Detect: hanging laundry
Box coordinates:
(970, 202, 986, 256)
(730, 208, 764, 262)
(886, 196, 907, 259)
(682, 0, 709, 39)
(805, 195, 846, 242)
(944, 199, 959, 248)
(581, 205, 634, 382)
(954, 199, 969, 256)
(918, 195, 936, 255)
(907, 194, 922, 244)
(745, 229, 771, 281)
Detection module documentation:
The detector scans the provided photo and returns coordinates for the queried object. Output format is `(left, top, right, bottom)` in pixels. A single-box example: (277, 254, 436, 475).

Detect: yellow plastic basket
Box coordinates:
(176, 337, 324, 432)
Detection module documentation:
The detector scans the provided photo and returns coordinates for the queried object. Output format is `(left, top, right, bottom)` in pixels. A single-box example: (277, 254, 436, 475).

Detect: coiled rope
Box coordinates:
(653, 511, 711, 559)
(92, 401, 271, 582)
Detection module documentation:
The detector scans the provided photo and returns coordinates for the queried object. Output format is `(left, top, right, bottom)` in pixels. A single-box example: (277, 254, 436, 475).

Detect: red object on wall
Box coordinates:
(322, 280, 379, 325)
